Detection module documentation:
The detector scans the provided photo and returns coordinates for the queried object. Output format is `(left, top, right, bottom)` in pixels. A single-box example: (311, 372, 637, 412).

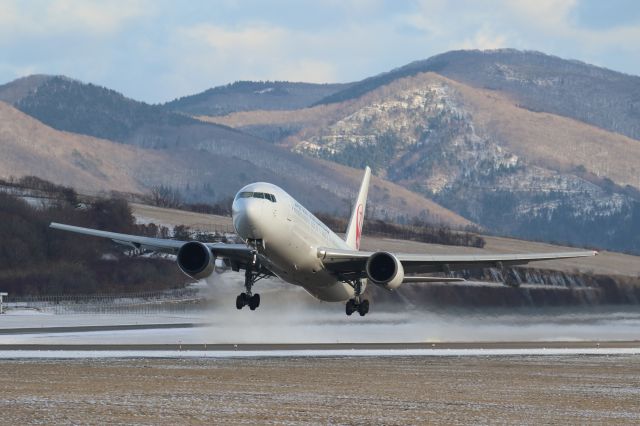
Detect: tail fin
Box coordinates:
(345, 166, 371, 250)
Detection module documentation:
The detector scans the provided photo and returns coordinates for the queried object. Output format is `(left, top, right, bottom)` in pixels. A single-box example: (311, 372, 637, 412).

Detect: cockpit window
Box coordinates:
(235, 191, 276, 202)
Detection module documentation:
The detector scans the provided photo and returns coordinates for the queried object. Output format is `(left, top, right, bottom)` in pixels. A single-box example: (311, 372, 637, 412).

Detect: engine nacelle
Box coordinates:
(365, 251, 404, 290)
(177, 241, 214, 280)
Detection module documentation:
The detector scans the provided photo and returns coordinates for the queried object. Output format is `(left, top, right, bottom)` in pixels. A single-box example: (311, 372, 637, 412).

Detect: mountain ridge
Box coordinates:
(3, 48, 640, 251)
(315, 49, 640, 141)
(195, 65, 640, 252)
(165, 80, 353, 117)
(0, 99, 470, 226)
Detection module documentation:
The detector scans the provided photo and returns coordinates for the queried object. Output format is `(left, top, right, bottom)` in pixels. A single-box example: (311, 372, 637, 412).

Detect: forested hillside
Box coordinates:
(316, 49, 640, 140)
(0, 187, 186, 296)
(166, 81, 351, 116)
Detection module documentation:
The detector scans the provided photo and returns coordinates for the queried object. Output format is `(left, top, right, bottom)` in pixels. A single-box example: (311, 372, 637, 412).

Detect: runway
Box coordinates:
(2, 308, 639, 423)
(1, 318, 638, 358)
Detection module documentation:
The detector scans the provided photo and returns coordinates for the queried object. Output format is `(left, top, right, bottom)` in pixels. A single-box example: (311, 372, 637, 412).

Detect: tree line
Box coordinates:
(315, 213, 485, 248)
(0, 188, 187, 297)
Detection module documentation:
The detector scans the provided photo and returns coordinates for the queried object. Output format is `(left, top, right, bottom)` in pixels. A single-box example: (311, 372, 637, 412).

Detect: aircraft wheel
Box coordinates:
(236, 294, 245, 310)
(358, 299, 370, 316)
(345, 299, 356, 316)
(249, 294, 260, 310)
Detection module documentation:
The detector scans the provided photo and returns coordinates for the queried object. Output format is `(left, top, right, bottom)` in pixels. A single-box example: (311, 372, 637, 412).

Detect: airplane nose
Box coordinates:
(232, 199, 263, 239)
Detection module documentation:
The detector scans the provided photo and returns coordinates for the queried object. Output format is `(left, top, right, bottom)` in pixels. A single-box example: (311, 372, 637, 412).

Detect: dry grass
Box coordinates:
(0, 102, 149, 194)
(0, 102, 204, 197)
(448, 75, 640, 188)
(2, 356, 639, 424)
(131, 203, 233, 229)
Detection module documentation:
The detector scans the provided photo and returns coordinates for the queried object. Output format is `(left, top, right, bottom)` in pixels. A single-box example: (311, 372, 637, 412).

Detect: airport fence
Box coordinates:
(5, 287, 208, 315)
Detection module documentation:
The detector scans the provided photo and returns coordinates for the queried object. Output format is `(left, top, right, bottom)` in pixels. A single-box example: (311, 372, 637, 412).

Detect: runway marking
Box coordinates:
(0, 323, 203, 335)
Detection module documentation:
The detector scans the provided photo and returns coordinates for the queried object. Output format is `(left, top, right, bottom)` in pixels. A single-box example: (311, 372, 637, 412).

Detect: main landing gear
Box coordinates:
(345, 279, 369, 317)
(345, 298, 369, 316)
(236, 254, 265, 311)
(236, 292, 260, 310)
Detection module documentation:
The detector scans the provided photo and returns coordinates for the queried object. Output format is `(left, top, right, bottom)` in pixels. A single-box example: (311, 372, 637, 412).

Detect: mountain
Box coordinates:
(316, 49, 640, 141)
(0, 75, 257, 149)
(5, 49, 639, 251)
(164, 81, 352, 117)
(199, 51, 640, 253)
(0, 99, 469, 226)
(0, 100, 169, 194)
(0, 74, 53, 104)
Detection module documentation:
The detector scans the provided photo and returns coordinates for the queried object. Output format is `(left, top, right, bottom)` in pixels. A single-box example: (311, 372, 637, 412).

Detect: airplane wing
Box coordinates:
(49, 222, 254, 264)
(317, 247, 598, 279)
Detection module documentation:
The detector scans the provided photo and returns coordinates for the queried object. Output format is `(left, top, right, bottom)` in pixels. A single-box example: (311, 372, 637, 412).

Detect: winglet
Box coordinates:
(345, 167, 371, 251)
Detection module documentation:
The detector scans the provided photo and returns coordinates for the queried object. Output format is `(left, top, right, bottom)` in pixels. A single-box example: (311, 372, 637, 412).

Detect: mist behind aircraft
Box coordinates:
(196, 275, 640, 344)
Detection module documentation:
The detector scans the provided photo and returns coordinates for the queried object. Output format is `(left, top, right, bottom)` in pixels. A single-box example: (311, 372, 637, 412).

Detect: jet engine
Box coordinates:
(365, 251, 404, 290)
(177, 241, 214, 279)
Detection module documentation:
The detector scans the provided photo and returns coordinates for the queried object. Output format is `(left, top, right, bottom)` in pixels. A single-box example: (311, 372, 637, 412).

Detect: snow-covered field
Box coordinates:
(2, 347, 640, 359)
(2, 303, 640, 346)
(3, 275, 640, 348)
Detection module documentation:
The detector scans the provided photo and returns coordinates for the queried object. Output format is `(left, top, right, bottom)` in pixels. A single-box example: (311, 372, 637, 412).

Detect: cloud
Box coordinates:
(0, 0, 150, 40)
(398, 0, 640, 64)
(169, 23, 341, 91)
(506, 0, 578, 30)
(459, 27, 509, 50)
(182, 23, 289, 57)
(2, 0, 639, 103)
(46, 0, 149, 34)
(502, 0, 640, 60)
(140, 1, 640, 102)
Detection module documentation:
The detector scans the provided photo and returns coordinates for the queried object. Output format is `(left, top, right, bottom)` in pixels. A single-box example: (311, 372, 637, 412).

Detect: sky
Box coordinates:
(1, 0, 639, 104)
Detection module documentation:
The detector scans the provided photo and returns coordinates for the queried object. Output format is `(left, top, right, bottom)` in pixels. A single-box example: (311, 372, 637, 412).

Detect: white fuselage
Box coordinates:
(231, 182, 361, 302)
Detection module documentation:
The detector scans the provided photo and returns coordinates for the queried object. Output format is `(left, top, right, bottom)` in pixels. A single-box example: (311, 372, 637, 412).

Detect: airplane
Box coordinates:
(50, 167, 597, 316)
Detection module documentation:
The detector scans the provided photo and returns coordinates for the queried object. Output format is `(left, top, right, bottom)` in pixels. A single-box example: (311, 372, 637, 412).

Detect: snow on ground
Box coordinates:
(1, 347, 640, 359)
(0, 312, 207, 329)
(2, 306, 640, 345)
(2, 275, 640, 345)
